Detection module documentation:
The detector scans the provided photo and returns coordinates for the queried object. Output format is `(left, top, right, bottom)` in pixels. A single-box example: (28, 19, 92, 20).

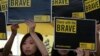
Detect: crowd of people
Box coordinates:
(0, 20, 100, 56)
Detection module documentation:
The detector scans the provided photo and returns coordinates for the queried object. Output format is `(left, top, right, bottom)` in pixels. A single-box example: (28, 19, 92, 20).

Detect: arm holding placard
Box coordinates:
(3, 24, 19, 56)
(96, 24, 100, 56)
(25, 20, 49, 56)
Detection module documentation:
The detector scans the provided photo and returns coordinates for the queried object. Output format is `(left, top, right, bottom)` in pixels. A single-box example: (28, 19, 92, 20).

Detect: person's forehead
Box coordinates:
(25, 37, 34, 42)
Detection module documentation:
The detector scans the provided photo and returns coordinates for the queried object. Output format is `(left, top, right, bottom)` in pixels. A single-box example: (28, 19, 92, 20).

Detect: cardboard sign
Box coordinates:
(85, 8, 100, 23)
(83, 0, 100, 23)
(8, 0, 51, 23)
(0, 12, 7, 40)
(52, 0, 84, 17)
(55, 17, 96, 51)
(84, 0, 100, 13)
(0, 0, 8, 12)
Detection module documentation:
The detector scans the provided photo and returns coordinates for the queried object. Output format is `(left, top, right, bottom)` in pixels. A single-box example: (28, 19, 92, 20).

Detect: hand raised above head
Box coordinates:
(75, 48, 84, 56)
(11, 24, 19, 35)
(25, 20, 36, 32)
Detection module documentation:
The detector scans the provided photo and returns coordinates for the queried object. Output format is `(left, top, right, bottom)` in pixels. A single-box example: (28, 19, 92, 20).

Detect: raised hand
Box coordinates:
(25, 20, 36, 33)
(75, 48, 84, 56)
(84, 50, 90, 56)
(11, 24, 19, 35)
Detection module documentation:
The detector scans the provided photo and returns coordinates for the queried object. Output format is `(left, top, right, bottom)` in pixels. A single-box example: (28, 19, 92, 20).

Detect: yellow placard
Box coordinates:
(34, 15, 50, 22)
(52, 0, 69, 6)
(9, 0, 31, 7)
(72, 12, 85, 19)
(56, 19, 77, 33)
(80, 42, 95, 50)
(0, 3, 7, 12)
(0, 0, 8, 12)
(0, 33, 6, 40)
(84, 0, 100, 13)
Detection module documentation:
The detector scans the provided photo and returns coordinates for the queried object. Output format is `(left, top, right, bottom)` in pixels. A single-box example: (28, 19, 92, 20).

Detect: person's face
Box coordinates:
(58, 50, 68, 56)
(22, 36, 37, 55)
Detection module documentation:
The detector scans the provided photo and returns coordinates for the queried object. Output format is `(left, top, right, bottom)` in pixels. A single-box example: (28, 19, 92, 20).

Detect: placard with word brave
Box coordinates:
(55, 17, 96, 51)
(8, 0, 51, 23)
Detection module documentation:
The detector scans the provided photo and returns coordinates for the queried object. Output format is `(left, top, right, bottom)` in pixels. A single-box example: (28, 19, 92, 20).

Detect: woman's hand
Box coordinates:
(96, 24, 100, 32)
(25, 20, 36, 33)
(96, 24, 100, 56)
(3, 24, 19, 56)
(75, 48, 84, 56)
(84, 50, 90, 56)
(11, 24, 19, 35)
(75, 48, 90, 56)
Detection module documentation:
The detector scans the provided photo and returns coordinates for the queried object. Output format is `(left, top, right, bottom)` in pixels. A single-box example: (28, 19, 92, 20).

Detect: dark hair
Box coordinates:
(0, 48, 12, 54)
(20, 32, 43, 56)
(0, 48, 3, 52)
(51, 45, 77, 56)
(51, 49, 77, 56)
(67, 51, 77, 56)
